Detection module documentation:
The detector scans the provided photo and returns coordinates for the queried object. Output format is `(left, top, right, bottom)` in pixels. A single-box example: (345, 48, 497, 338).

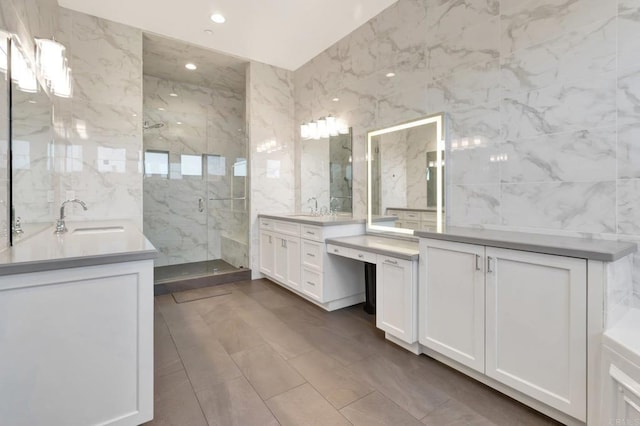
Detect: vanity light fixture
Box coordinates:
(185, 63, 197, 70)
(158, 107, 165, 111)
(210, 13, 226, 24)
(169, 93, 178, 97)
(332, 97, 339, 102)
(300, 115, 348, 140)
(35, 37, 72, 97)
(12, 44, 38, 93)
(176, 121, 182, 125)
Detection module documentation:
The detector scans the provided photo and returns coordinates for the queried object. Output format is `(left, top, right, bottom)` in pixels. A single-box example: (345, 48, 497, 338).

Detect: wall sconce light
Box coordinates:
(301, 115, 348, 140)
(35, 37, 72, 98)
(11, 42, 38, 93)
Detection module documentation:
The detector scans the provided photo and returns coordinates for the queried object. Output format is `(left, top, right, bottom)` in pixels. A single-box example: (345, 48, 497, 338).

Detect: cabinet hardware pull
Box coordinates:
(306, 281, 315, 286)
(306, 231, 314, 235)
(487, 256, 494, 273)
(334, 249, 339, 253)
(307, 253, 315, 257)
(358, 254, 364, 258)
(385, 259, 398, 265)
(283, 240, 287, 249)
(475, 254, 481, 271)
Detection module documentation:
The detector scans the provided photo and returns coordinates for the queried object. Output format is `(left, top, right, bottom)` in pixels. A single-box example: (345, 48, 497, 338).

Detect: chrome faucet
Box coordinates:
(55, 199, 88, 234)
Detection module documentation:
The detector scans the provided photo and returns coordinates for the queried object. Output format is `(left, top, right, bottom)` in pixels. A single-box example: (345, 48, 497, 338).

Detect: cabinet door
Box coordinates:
(419, 239, 485, 372)
(485, 247, 586, 421)
(285, 236, 301, 290)
(376, 255, 417, 344)
(259, 231, 274, 276)
(273, 236, 288, 283)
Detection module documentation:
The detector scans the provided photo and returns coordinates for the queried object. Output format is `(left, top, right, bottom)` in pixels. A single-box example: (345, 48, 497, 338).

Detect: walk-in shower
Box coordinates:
(141, 33, 250, 292)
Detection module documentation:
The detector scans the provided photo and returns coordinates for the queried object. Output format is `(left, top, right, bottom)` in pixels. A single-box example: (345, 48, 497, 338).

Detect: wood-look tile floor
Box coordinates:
(147, 279, 561, 426)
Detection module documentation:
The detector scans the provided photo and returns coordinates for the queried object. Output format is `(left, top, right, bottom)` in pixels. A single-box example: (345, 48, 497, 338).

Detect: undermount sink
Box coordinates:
(72, 226, 125, 235)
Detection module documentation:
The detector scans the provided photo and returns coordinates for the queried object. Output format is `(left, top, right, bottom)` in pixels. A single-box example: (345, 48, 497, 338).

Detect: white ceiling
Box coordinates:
(57, 0, 398, 70)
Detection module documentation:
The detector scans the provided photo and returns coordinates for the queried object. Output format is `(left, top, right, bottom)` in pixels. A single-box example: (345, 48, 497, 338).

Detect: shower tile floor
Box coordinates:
(155, 259, 241, 284)
(147, 278, 560, 425)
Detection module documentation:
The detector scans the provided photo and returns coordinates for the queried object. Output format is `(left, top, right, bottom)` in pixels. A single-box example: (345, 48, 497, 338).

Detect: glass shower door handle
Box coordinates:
(198, 197, 205, 212)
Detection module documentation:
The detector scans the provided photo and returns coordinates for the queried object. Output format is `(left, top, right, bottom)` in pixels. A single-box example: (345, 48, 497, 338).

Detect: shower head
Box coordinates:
(143, 121, 165, 130)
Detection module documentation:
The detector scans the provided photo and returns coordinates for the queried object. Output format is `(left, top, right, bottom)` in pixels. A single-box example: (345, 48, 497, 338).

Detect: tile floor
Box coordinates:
(147, 279, 561, 426)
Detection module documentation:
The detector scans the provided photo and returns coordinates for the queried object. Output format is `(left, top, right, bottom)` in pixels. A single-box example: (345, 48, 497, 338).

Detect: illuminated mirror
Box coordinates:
(367, 113, 446, 235)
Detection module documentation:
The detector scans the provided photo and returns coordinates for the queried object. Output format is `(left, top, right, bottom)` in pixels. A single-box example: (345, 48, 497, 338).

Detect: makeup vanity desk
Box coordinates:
(326, 234, 420, 353)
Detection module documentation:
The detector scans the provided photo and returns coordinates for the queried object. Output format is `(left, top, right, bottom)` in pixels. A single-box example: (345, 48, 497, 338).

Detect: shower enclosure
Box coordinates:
(141, 34, 249, 287)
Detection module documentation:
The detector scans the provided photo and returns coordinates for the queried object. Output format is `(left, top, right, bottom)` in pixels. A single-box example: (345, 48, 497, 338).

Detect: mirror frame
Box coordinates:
(367, 112, 446, 235)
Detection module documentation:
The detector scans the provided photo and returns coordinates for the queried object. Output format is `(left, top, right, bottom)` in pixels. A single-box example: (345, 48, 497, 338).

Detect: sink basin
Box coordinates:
(72, 226, 125, 235)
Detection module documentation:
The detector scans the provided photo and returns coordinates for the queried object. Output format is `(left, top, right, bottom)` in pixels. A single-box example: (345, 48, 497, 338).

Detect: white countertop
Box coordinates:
(326, 234, 419, 260)
(0, 220, 157, 276)
(414, 226, 637, 261)
(259, 213, 396, 227)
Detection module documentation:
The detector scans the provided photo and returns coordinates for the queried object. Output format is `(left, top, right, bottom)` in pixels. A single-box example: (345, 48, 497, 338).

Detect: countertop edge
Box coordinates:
(413, 230, 637, 262)
(326, 237, 419, 261)
(0, 249, 158, 277)
(258, 213, 365, 226)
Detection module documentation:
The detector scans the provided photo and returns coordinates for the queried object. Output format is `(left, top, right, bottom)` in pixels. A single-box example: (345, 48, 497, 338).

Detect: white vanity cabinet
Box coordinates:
(420, 238, 587, 422)
(420, 239, 485, 372)
(376, 255, 418, 350)
(259, 216, 365, 310)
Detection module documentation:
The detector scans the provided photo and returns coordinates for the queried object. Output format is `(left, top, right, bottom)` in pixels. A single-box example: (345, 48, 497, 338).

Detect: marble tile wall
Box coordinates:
(0, 0, 58, 248)
(294, 0, 640, 308)
(142, 75, 247, 268)
(54, 8, 143, 227)
(247, 61, 295, 278)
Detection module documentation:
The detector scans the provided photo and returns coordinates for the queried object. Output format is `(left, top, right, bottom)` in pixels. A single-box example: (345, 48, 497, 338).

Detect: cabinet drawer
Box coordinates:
(301, 224, 323, 242)
(403, 221, 420, 230)
(378, 255, 411, 270)
(260, 218, 274, 230)
(387, 210, 405, 219)
(327, 244, 352, 258)
(351, 248, 376, 263)
(421, 211, 437, 221)
(273, 220, 300, 237)
(302, 268, 322, 301)
(302, 240, 323, 270)
(405, 211, 421, 220)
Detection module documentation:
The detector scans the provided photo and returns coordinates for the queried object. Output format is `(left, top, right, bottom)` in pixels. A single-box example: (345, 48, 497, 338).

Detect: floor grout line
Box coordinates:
(158, 306, 212, 426)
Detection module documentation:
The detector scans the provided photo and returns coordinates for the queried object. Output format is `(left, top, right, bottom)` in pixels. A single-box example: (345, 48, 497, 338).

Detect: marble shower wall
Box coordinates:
(247, 61, 295, 278)
(294, 0, 640, 307)
(53, 8, 143, 227)
(142, 75, 247, 268)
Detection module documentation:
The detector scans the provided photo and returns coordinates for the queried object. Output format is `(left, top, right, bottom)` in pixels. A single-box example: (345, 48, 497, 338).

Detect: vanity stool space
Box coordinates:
(415, 227, 638, 426)
(258, 214, 368, 310)
(325, 235, 420, 354)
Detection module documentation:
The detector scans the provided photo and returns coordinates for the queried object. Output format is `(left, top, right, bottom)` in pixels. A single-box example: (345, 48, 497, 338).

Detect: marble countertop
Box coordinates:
(259, 213, 396, 227)
(414, 226, 637, 261)
(0, 220, 157, 276)
(326, 234, 419, 260)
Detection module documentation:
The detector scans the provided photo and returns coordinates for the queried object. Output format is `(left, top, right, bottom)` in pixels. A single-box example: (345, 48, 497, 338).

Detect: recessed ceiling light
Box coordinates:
(169, 93, 178, 97)
(158, 107, 165, 111)
(332, 97, 339, 102)
(176, 121, 182, 125)
(185, 63, 197, 70)
(386, 72, 396, 78)
(204, 29, 213, 35)
(210, 13, 226, 24)
(28, 100, 37, 104)
(132, 113, 137, 117)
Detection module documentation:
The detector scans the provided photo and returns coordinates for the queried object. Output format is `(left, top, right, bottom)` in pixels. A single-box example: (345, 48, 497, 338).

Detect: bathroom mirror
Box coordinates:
(10, 37, 55, 239)
(300, 129, 353, 214)
(368, 113, 446, 235)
